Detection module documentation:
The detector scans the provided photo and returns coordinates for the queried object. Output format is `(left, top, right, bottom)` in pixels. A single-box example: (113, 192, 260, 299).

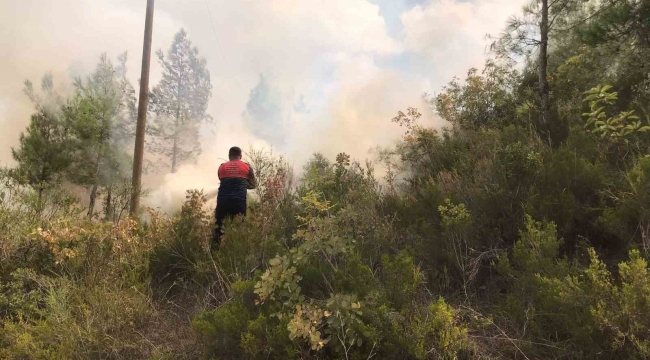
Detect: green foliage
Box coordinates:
(435, 61, 519, 130)
(495, 211, 650, 358)
(496, 141, 541, 187)
(0, 268, 46, 322)
(409, 298, 469, 360)
(439, 199, 476, 298)
(331, 254, 377, 299)
(511, 215, 566, 275)
(583, 85, 650, 156)
(240, 314, 296, 359)
(63, 53, 137, 217)
(6, 2, 650, 357)
(380, 250, 422, 310)
(0, 277, 153, 360)
(600, 156, 650, 254)
(148, 190, 212, 292)
(193, 300, 251, 358)
(10, 111, 72, 193)
(299, 152, 377, 211)
(193, 280, 297, 360)
(577, 0, 650, 49)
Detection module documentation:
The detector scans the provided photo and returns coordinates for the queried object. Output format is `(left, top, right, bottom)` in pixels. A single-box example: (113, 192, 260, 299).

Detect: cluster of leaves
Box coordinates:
(435, 61, 520, 131)
(583, 84, 650, 157)
(253, 192, 363, 352)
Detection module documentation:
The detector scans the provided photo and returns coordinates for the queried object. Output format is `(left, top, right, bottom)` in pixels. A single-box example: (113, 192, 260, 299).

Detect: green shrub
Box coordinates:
(332, 254, 378, 300)
(495, 141, 541, 188)
(240, 314, 297, 360)
(193, 300, 251, 359)
(600, 156, 650, 255)
(0, 268, 46, 322)
(148, 190, 211, 293)
(192, 280, 298, 360)
(413, 298, 469, 360)
(497, 212, 650, 358)
(0, 278, 153, 360)
(380, 250, 422, 310)
(215, 213, 285, 282)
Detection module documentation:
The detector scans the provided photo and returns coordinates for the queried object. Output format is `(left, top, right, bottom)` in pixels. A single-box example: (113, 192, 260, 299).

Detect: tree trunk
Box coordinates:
(88, 183, 99, 218)
(36, 186, 44, 217)
(171, 54, 183, 174)
(171, 104, 181, 173)
(104, 186, 113, 222)
(171, 132, 178, 173)
(36, 167, 46, 216)
(87, 150, 102, 218)
(539, 0, 551, 141)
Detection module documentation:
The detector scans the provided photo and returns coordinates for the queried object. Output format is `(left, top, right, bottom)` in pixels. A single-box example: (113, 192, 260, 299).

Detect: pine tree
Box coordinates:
(149, 29, 213, 173)
(65, 53, 137, 218)
(490, 0, 587, 144)
(11, 75, 72, 208)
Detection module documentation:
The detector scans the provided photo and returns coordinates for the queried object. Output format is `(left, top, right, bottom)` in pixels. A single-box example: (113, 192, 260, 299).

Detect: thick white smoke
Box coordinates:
(0, 0, 525, 213)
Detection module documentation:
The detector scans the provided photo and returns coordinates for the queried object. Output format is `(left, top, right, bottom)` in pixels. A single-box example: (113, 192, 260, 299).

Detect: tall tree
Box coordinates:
(112, 52, 138, 147)
(434, 60, 520, 130)
(576, 0, 650, 113)
(66, 53, 136, 218)
(105, 53, 137, 221)
(539, 0, 550, 130)
(23, 73, 64, 115)
(491, 0, 587, 142)
(578, 0, 650, 49)
(149, 29, 212, 173)
(11, 75, 72, 208)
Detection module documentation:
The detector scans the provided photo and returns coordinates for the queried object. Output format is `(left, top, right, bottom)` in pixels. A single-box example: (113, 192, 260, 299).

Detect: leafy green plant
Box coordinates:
(148, 190, 211, 292)
(439, 199, 475, 299)
(583, 85, 650, 155)
(380, 250, 423, 310)
(409, 298, 469, 360)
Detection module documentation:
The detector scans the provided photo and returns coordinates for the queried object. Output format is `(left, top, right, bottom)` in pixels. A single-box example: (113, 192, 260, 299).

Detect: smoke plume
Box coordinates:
(0, 0, 525, 212)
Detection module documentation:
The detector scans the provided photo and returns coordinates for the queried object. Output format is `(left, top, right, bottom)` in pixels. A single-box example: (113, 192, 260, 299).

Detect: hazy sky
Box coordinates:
(0, 0, 524, 210)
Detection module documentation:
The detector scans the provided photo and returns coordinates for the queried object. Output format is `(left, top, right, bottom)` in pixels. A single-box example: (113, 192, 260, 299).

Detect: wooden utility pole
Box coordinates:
(130, 0, 155, 216)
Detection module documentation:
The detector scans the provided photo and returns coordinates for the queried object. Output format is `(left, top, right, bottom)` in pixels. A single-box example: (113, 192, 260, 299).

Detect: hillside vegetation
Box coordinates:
(3, 0, 650, 359)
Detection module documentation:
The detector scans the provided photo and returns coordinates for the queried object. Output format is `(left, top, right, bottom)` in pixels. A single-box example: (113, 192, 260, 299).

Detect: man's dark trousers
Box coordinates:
(212, 199, 246, 249)
(212, 158, 256, 250)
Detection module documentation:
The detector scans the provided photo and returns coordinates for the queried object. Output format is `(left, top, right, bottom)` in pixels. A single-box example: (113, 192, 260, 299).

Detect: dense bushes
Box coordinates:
(3, 3, 650, 356)
(3, 98, 650, 358)
(5, 110, 650, 358)
(496, 215, 650, 358)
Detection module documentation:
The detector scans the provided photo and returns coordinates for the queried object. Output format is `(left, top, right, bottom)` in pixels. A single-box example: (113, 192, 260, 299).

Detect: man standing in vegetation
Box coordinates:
(212, 146, 257, 250)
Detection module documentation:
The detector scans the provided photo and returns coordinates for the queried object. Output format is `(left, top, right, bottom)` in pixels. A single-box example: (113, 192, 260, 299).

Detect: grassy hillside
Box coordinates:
(3, 0, 650, 358)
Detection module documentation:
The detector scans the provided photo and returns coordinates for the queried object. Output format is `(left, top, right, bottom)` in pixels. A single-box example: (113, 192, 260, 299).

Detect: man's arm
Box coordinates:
(247, 165, 258, 190)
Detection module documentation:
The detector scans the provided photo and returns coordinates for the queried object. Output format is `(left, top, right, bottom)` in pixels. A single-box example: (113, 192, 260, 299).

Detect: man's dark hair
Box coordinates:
(229, 146, 242, 159)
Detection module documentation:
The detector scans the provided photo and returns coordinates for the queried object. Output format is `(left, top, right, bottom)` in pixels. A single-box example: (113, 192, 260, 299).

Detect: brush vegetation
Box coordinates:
(3, 2, 650, 359)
